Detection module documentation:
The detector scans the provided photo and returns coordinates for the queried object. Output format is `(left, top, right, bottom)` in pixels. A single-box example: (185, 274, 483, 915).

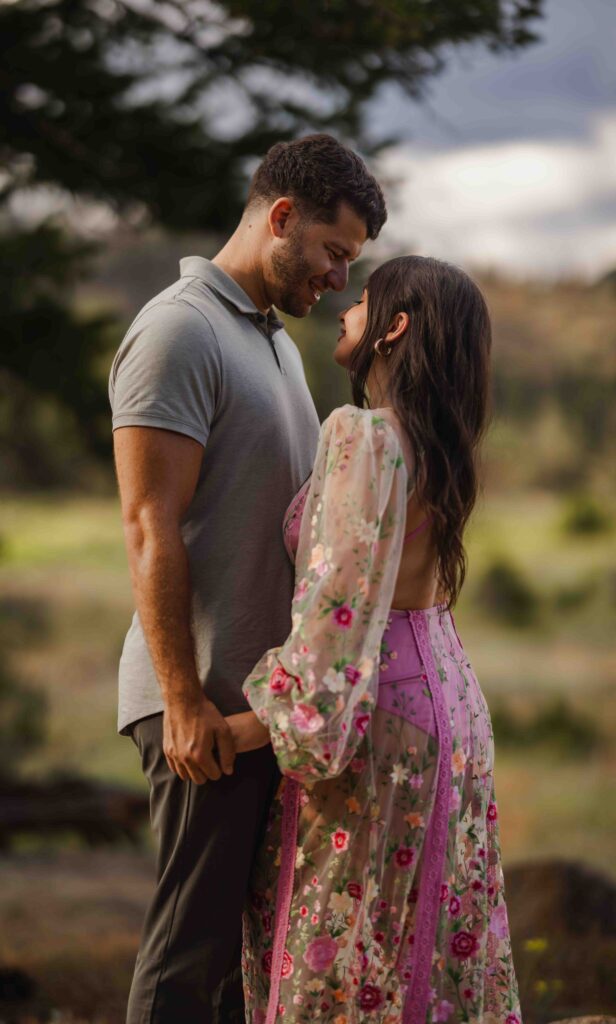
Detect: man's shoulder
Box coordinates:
(125, 277, 218, 341)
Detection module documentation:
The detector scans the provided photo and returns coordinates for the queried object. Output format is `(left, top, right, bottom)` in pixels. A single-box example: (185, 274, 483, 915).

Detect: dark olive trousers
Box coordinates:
(126, 712, 280, 1024)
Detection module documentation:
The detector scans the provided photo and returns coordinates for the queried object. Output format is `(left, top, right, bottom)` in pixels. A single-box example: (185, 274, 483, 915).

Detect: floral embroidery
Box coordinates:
(241, 406, 521, 1024)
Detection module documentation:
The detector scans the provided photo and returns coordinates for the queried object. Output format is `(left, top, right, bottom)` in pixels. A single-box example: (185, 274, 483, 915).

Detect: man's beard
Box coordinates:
(270, 227, 314, 318)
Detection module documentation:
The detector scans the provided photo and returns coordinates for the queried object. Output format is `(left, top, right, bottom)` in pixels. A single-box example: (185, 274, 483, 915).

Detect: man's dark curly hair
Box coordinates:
(247, 134, 387, 240)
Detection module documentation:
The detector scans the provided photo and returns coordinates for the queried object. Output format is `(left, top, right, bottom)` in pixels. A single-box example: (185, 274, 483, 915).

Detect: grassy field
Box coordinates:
(0, 489, 615, 1022)
(1, 488, 615, 866)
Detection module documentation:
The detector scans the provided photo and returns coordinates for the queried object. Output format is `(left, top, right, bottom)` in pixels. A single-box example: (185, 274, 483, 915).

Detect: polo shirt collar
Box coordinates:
(179, 256, 284, 332)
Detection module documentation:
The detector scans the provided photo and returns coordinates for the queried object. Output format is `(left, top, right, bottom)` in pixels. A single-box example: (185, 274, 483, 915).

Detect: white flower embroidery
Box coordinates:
(322, 667, 346, 692)
(308, 543, 325, 569)
(355, 517, 380, 544)
(390, 763, 410, 785)
(328, 890, 353, 914)
(274, 711, 289, 731)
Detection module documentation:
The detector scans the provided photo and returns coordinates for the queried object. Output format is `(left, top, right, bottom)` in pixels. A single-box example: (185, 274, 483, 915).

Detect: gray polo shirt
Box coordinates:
(109, 256, 320, 734)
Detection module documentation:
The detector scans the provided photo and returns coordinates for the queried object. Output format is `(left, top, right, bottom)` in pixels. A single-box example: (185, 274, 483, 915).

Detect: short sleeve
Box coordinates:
(108, 301, 222, 447)
(242, 404, 409, 783)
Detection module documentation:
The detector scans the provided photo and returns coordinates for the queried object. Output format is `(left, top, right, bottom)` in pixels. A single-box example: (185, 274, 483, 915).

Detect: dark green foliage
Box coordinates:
(478, 556, 540, 627)
(562, 493, 612, 536)
(0, 223, 117, 486)
(552, 580, 596, 611)
(1, 0, 544, 228)
(0, 0, 544, 485)
(0, 596, 50, 776)
(0, 662, 47, 775)
(491, 697, 603, 757)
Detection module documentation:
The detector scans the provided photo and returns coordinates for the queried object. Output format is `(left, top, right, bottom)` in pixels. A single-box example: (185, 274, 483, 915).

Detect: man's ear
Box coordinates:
(385, 311, 410, 344)
(268, 197, 295, 239)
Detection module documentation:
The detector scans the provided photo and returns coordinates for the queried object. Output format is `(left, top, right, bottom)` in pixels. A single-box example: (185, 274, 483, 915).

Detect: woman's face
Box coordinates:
(334, 288, 369, 368)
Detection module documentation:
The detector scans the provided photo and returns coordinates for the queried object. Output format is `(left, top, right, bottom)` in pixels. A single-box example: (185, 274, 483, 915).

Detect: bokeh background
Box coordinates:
(1, 1, 615, 1022)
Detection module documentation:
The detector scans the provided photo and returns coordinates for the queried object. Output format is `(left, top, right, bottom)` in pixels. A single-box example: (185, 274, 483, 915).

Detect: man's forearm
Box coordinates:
(123, 517, 203, 708)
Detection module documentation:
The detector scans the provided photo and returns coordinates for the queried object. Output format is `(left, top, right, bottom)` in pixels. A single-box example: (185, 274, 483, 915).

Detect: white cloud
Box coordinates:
(375, 110, 616, 280)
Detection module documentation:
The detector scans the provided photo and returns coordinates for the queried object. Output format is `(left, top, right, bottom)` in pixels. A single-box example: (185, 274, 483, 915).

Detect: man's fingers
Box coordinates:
(199, 747, 222, 781)
(216, 728, 236, 775)
(186, 762, 208, 786)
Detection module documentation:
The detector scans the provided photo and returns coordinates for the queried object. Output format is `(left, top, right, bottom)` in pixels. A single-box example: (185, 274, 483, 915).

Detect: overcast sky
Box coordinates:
(369, 0, 616, 280)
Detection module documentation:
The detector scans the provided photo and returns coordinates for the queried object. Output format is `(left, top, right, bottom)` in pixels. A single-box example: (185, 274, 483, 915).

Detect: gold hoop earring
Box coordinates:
(374, 337, 392, 357)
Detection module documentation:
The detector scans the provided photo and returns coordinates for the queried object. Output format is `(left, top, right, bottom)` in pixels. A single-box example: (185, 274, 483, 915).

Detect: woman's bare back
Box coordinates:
(373, 407, 441, 610)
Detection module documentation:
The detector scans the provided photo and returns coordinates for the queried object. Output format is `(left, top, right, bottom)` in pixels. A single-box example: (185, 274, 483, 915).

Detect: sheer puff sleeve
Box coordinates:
(242, 404, 409, 783)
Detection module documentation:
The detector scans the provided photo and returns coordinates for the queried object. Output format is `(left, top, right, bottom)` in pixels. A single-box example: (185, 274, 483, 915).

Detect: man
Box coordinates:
(109, 133, 387, 1024)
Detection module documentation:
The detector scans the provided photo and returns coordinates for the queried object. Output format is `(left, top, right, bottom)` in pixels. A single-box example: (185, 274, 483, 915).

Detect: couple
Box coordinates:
(109, 134, 521, 1024)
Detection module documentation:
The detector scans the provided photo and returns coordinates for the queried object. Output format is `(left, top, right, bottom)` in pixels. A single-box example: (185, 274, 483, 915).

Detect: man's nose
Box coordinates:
(328, 263, 349, 293)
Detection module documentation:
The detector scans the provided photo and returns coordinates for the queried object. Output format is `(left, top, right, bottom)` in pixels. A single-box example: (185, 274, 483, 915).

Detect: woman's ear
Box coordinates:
(384, 311, 410, 345)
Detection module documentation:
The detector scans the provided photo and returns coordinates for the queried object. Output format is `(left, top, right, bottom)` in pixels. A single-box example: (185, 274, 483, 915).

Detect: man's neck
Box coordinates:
(212, 229, 270, 314)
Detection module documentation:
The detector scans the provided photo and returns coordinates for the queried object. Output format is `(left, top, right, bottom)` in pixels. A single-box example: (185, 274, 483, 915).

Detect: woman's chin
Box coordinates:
(333, 345, 350, 369)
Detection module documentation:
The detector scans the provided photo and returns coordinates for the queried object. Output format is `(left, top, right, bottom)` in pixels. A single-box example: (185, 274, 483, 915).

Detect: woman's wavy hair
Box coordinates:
(349, 255, 492, 608)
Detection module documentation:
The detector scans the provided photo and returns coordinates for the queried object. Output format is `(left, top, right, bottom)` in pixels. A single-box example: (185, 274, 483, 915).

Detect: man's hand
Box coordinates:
(163, 693, 236, 784)
(225, 711, 271, 755)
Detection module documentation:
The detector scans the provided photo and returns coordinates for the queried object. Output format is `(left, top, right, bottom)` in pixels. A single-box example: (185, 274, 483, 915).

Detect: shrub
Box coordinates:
(491, 697, 603, 757)
(562, 494, 612, 536)
(478, 557, 540, 627)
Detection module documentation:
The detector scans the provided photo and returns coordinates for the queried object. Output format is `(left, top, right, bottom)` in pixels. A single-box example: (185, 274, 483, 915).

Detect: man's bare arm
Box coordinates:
(113, 425, 235, 784)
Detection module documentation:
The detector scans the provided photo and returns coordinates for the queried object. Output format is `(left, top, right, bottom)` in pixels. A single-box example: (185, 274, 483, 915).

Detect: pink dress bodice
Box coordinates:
(282, 473, 429, 564)
(282, 476, 312, 563)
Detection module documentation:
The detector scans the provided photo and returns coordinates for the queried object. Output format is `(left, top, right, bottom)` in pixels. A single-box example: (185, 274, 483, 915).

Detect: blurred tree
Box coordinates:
(1, 0, 544, 484)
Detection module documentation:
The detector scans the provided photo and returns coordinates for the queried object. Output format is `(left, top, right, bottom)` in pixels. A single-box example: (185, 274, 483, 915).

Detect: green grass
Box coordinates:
(1, 489, 615, 875)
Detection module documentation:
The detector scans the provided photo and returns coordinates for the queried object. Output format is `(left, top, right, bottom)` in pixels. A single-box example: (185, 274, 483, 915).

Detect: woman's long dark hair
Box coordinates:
(349, 255, 492, 608)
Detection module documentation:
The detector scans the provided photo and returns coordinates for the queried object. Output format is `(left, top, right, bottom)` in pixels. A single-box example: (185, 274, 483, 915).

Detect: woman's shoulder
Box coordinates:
(321, 404, 405, 452)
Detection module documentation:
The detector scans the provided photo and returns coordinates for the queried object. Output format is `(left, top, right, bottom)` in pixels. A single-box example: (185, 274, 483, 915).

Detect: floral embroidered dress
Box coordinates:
(241, 405, 521, 1024)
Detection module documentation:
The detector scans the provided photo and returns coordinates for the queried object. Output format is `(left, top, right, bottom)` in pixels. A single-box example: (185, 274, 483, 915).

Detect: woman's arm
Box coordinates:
(225, 711, 271, 753)
(241, 405, 409, 783)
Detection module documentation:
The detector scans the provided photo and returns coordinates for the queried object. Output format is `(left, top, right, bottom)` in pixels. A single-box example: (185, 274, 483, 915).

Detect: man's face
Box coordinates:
(266, 200, 367, 318)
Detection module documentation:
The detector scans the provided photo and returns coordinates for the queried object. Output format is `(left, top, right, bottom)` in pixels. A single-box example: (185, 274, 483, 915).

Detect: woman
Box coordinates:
(226, 256, 521, 1024)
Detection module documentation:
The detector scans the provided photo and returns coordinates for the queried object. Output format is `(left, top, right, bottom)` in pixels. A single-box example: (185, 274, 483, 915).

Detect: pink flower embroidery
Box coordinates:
(261, 950, 273, 975)
(344, 664, 362, 685)
(487, 801, 498, 821)
(290, 703, 324, 734)
(489, 903, 509, 939)
(280, 949, 294, 978)
(350, 757, 366, 773)
(450, 930, 480, 959)
(394, 846, 415, 868)
(269, 666, 293, 694)
(505, 1016, 521, 1024)
(409, 773, 424, 789)
(433, 999, 455, 1022)
(332, 604, 354, 629)
(448, 895, 461, 917)
(303, 935, 338, 972)
(440, 883, 449, 903)
(332, 828, 350, 852)
(354, 713, 370, 736)
(358, 984, 384, 1011)
(347, 881, 363, 900)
